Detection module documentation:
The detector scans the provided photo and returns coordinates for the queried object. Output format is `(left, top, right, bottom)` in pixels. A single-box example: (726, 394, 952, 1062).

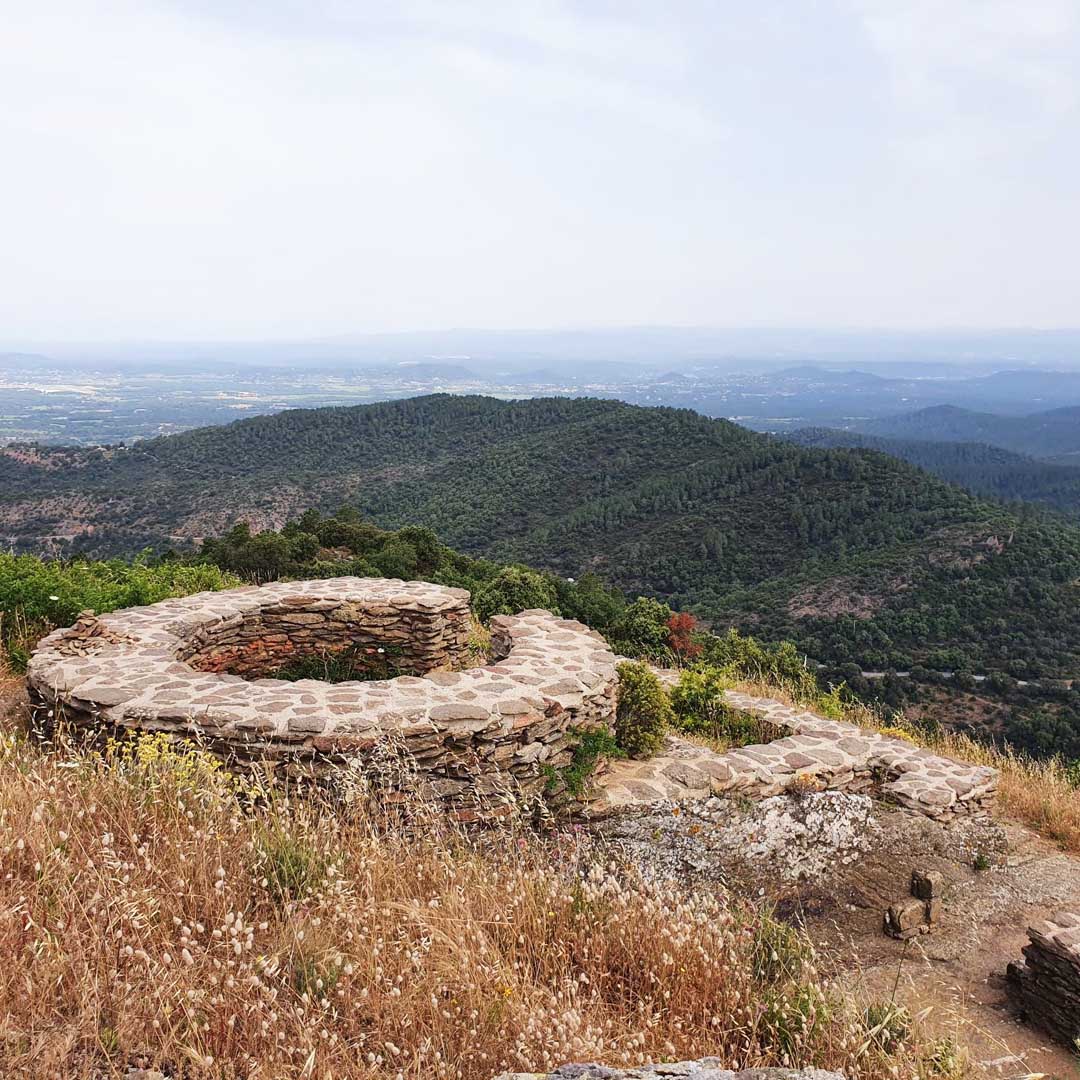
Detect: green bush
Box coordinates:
(610, 597, 673, 657)
(545, 726, 624, 798)
(472, 566, 558, 622)
(0, 553, 240, 669)
(670, 665, 770, 747)
(615, 661, 672, 759)
(254, 820, 327, 905)
(670, 666, 733, 732)
(698, 628, 818, 699)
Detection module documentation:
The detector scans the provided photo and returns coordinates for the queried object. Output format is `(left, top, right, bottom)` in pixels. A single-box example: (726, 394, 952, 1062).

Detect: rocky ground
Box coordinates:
(596, 792, 1080, 1078)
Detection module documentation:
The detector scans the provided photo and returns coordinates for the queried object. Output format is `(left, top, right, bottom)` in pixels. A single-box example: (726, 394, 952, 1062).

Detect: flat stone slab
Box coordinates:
(587, 688, 997, 821)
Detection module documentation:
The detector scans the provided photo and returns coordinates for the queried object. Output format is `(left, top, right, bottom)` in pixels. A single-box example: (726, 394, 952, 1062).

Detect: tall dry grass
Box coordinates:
(0, 727, 934, 1080)
(925, 730, 1080, 853)
(835, 696, 1080, 854)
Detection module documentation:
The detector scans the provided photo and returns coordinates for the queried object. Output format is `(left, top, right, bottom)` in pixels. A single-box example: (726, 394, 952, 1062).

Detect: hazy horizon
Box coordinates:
(4, 2, 1079, 341)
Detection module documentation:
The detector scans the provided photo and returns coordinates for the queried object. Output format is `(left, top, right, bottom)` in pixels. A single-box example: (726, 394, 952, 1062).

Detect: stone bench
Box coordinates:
(26, 578, 619, 815)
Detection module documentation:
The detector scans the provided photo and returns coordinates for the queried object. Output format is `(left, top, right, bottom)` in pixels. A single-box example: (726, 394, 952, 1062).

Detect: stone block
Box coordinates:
(911, 868, 944, 900)
(885, 898, 929, 939)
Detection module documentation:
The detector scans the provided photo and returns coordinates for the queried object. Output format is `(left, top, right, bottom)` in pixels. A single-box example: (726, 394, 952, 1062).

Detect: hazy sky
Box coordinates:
(3, 1, 1079, 340)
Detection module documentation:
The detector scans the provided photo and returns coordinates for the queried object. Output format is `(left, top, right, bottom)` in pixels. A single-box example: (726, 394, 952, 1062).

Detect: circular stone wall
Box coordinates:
(26, 578, 619, 816)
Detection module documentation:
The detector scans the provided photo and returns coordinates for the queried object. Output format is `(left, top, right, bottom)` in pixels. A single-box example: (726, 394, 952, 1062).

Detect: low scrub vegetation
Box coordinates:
(669, 666, 779, 749)
(614, 661, 673, 758)
(0, 725, 941, 1080)
(0, 553, 238, 670)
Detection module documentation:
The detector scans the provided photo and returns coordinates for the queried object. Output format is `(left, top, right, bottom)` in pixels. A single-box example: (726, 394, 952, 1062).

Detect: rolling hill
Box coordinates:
(784, 428, 1080, 517)
(852, 404, 1080, 460)
(3, 394, 1080, 676)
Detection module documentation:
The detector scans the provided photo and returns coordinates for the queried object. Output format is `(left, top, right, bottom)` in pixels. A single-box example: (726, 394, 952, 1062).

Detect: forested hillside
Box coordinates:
(854, 404, 1080, 460)
(785, 428, 1080, 516)
(3, 394, 1080, 677)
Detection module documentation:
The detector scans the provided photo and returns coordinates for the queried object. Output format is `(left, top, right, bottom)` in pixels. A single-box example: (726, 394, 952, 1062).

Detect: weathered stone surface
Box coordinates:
(1006, 910, 1080, 1047)
(27, 578, 619, 815)
(911, 868, 944, 900)
(885, 897, 930, 939)
(587, 681, 996, 822)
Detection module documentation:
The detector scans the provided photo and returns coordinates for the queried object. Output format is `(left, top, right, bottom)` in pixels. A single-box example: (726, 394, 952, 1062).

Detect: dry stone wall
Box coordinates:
(26, 579, 996, 825)
(177, 583, 471, 676)
(26, 578, 619, 817)
(589, 687, 997, 821)
(1006, 911, 1080, 1047)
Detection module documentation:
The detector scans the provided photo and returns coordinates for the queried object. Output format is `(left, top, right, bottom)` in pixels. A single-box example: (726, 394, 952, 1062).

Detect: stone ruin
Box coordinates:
(26, 577, 619, 817)
(26, 577, 997, 823)
(884, 868, 943, 940)
(590, 688, 998, 822)
(1007, 910, 1080, 1048)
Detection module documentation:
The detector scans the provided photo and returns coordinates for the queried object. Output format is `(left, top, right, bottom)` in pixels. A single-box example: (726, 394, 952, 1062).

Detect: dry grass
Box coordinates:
(828, 695, 1080, 854)
(926, 730, 1080, 854)
(0, 726, 940, 1080)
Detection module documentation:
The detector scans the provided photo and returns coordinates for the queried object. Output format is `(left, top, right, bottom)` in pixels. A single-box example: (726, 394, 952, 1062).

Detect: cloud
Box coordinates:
(0, 1, 1078, 337)
(852, 0, 1080, 167)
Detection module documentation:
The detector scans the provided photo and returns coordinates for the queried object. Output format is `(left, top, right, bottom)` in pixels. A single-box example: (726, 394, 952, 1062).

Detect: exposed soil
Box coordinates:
(787, 578, 887, 620)
(598, 796, 1080, 1078)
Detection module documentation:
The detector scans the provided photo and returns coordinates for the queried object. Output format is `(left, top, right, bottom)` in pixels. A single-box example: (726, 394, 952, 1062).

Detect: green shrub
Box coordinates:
(615, 661, 672, 759)
(610, 597, 673, 658)
(255, 820, 327, 905)
(669, 665, 733, 734)
(669, 665, 774, 747)
(815, 682, 848, 720)
(698, 628, 818, 700)
(545, 726, 624, 798)
(1065, 758, 1080, 789)
(472, 566, 558, 621)
(553, 572, 626, 634)
(0, 553, 240, 669)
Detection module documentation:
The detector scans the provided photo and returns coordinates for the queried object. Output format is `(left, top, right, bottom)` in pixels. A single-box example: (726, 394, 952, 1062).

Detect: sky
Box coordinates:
(2, 0, 1079, 341)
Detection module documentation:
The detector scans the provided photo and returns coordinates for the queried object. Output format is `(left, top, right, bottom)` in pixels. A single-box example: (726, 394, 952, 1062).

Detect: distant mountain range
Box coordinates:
(2, 394, 1079, 678)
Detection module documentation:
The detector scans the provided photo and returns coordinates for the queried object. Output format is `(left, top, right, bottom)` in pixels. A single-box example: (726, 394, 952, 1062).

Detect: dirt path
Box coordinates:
(815, 818, 1080, 1078)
